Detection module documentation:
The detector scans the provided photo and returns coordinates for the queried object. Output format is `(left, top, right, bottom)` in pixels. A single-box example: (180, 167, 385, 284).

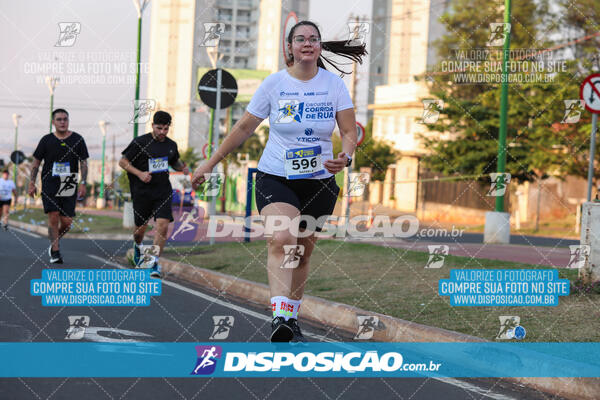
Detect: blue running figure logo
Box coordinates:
(191, 345, 222, 375)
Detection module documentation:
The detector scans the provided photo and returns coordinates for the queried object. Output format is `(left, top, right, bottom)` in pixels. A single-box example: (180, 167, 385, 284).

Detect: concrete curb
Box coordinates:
(126, 249, 599, 400)
(9, 220, 132, 240)
(10, 220, 47, 235)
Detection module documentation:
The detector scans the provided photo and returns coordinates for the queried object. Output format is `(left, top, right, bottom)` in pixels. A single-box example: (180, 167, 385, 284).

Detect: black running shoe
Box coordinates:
(3, 224, 7, 231)
(270, 317, 293, 342)
(48, 248, 63, 264)
(286, 318, 307, 343)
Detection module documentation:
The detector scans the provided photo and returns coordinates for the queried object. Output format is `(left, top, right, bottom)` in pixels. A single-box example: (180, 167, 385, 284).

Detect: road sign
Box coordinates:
(10, 150, 25, 165)
(580, 74, 600, 200)
(197, 69, 238, 109)
(356, 121, 365, 146)
(580, 73, 600, 113)
(282, 12, 299, 66)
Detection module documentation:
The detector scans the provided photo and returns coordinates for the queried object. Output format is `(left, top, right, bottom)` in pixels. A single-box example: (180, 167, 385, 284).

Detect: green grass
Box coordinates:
(162, 240, 599, 342)
(9, 207, 130, 234)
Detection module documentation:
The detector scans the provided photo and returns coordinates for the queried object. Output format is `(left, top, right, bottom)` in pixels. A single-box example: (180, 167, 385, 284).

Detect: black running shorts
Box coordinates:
(0, 199, 11, 207)
(42, 193, 77, 217)
(132, 193, 173, 227)
(254, 171, 340, 232)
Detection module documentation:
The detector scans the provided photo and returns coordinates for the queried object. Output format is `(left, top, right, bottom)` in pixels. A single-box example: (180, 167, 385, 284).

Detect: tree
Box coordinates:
(227, 125, 268, 165)
(179, 148, 202, 170)
(117, 171, 130, 194)
(417, 0, 589, 184)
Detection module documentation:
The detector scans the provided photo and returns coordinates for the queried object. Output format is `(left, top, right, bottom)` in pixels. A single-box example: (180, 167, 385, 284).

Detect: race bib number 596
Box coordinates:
(284, 145, 324, 180)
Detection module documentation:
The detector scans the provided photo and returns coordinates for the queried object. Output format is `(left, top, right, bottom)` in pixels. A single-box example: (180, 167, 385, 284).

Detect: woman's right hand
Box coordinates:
(191, 162, 213, 190)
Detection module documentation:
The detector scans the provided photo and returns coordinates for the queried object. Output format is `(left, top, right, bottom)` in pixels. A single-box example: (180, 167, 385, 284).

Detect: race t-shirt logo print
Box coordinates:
(276, 100, 304, 123)
(191, 345, 222, 375)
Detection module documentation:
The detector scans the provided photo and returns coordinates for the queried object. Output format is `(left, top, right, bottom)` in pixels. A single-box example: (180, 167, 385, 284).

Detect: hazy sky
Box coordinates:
(0, 0, 372, 161)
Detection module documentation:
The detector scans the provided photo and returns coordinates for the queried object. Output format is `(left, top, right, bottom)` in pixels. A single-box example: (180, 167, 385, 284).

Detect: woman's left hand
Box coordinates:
(323, 152, 348, 174)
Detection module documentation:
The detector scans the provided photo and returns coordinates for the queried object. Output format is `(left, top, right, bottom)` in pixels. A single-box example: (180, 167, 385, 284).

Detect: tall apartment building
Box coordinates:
(256, 0, 309, 72)
(367, 0, 450, 211)
(146, 0, 307, 152)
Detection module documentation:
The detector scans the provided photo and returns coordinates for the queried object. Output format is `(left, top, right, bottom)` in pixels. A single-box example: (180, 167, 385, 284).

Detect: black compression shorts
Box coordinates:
(254, 171, 340, 232)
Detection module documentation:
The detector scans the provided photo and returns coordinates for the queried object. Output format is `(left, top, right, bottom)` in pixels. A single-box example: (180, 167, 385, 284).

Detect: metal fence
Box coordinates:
(419, 170, 510, 211)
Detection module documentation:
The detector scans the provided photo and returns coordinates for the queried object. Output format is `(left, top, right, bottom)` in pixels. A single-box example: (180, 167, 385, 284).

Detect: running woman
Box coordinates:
(119, 111, 188, 278)
(0, 170, 17, 231)
(29, 109, 89, 264)
(192, 21, 366, 342)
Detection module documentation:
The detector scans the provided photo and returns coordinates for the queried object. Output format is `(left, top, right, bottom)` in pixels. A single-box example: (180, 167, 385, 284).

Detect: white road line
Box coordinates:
(10, 226, 42, 239)
(87, 254, 519, 400)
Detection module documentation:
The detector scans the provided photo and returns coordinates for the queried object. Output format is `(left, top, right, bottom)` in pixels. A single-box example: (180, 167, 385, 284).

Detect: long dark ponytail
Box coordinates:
(286, 20, 367, 76)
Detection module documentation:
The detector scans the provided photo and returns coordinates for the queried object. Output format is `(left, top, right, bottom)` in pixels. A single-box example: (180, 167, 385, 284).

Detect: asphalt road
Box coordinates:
(0, 226, 565, 400)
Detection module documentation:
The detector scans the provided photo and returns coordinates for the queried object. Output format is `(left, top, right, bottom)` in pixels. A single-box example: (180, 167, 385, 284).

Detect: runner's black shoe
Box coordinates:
(286, 318, 307, 343)
(270, 317, 293, 342)
(48, 248, 63, 264)
(3, 223, 7, 231)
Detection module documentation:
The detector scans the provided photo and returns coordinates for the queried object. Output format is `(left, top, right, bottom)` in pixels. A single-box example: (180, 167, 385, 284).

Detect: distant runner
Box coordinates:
(0, 170, 17, 231)
(29, 109, 89, 264)
(119, 111, 188, 278)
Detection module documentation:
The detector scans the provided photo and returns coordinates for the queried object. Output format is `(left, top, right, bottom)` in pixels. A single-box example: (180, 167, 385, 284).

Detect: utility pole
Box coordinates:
(12, 114, 21, 208)
(483, 0, 512, 244)
(495, 0, 512, 213)
(344, 15, 361, 226)
(131, 0, 150, 138)
(112, 132, 116, 187)
(350, 15, 359, 105)
(98, 121, 109, 209)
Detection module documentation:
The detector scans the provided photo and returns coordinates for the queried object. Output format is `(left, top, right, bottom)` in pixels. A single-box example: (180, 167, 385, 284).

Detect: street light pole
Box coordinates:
(484, 0, 512, 244)
(98, 120, 109, 209)
(344, 15, 361, 226)
(132, 0, 150, 139)
(45, 77, 58, 133)
(495, 0, 512, 213)
(12, 114, 21, 207)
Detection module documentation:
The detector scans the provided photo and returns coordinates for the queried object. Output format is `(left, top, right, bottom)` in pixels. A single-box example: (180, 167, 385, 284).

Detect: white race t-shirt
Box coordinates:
(0, 178, 16, 200)
(247, 68, 353, 179)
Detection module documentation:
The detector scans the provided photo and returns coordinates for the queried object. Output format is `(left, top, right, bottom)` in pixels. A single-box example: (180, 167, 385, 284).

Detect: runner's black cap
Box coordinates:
(153, 111, 172, 125)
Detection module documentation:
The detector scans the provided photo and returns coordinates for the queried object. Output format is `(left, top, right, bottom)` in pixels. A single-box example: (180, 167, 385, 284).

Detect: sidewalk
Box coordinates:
(349, 237, 571, 267)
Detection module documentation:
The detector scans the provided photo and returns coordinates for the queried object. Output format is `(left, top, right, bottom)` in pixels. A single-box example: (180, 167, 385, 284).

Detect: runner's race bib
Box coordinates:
(52, 162, 71, 176)
(284, 145, 324, 180)
(149, 157, 168, 173)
